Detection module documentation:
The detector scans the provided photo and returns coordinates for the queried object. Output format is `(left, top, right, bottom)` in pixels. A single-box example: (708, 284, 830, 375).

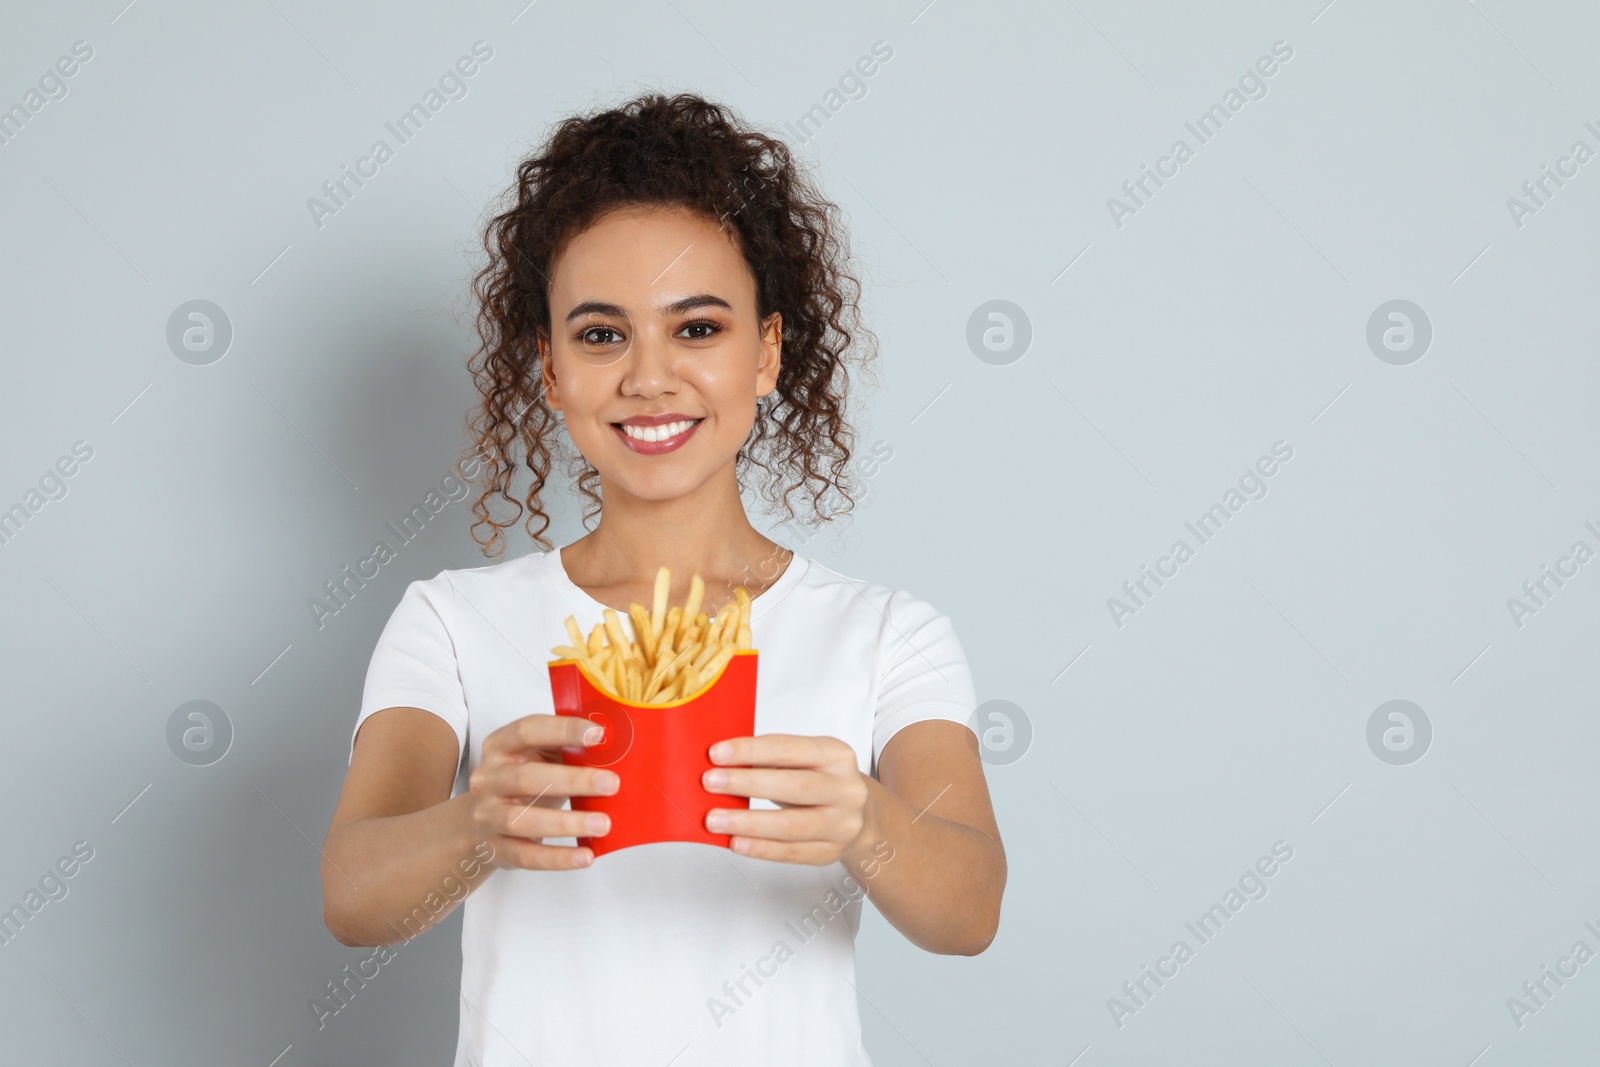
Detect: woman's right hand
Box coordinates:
(467, 714, 619, 869)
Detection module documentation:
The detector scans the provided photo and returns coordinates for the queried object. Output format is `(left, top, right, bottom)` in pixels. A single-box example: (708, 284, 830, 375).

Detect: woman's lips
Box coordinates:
(612, 419, 702, 455)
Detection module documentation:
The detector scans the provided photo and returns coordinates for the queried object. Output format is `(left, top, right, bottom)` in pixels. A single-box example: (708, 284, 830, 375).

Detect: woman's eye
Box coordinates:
(679, 320, 722, 340)
(581, 326, 623, 345)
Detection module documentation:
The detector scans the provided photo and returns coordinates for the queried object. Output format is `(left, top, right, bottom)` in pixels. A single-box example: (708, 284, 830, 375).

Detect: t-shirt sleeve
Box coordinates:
(349, 573, 469, 771)
(871, 589, 978, 776)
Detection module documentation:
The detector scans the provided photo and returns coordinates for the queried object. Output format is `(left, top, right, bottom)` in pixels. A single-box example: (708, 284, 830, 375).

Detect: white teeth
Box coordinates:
(621, 419, 696, 442)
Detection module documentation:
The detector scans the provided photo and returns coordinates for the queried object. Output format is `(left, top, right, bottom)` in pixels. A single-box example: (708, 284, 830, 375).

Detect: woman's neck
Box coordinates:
(559, 474, 794, 611)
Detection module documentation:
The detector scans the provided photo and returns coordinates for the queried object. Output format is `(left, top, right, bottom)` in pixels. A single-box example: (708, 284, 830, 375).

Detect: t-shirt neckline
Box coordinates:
(546, 544, 808, 623)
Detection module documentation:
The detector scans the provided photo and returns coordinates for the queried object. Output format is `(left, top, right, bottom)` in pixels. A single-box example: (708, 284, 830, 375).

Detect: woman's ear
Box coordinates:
(537, 333, 563, 411)
(756, 311, 782, 397)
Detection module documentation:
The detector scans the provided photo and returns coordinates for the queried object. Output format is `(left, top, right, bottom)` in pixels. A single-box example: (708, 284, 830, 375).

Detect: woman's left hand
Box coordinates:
(702, 734, 872, 864)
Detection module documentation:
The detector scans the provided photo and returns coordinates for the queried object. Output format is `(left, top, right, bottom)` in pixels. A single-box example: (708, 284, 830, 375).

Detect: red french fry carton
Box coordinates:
(550, 651, 758, 858)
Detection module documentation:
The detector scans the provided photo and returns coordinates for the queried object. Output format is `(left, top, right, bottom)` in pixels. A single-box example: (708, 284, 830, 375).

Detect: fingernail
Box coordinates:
(703, 769, 728, 789)
(583, 725, 605, 746)
(586, 813, 610, 835)
(730, 837, 749, 854)
(708, 742, 730, 763)
(573, 850, 592, 867)
(595, 770, 620, 794)
(706, 810, 729, 832)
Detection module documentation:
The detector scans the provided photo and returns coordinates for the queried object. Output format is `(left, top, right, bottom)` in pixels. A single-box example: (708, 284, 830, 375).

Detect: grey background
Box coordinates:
(2, 0, 1596, 1064)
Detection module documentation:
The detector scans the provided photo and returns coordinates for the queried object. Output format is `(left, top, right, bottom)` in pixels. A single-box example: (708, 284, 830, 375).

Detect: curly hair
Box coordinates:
(464, 91, 877, 556)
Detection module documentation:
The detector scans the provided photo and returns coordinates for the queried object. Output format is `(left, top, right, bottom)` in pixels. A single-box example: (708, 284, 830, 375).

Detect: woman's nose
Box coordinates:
(621, 327, 678, 389)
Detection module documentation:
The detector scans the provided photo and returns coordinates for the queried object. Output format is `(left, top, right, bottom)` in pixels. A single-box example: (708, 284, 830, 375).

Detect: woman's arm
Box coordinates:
(322, 708, 486, 947)
(703, 719, 1005, 956)
(321, 707, 619, 947)
(846, 720, 1005, 955)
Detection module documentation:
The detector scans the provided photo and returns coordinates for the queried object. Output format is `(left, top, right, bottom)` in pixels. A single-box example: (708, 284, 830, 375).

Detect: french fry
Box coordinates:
(642, 665, 671, 703)
(690, 639, 721, 673)
(628, 603, 658, 664)
(659, 606, 683, 658)
(644, 641, 693, 701)
(702, 645, 735, 684)
(550, 570, 756, 703)
(650, 566, 670, 641)
(564, 616, 587, 650)
(682, 575, 705, 633)
(662, 641, 699, 682)
(603, 609, 630, 652)
(708, 604, 735, 646)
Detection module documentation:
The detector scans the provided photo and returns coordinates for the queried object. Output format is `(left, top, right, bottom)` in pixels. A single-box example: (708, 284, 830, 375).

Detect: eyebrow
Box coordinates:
(563, 293, 733, 323)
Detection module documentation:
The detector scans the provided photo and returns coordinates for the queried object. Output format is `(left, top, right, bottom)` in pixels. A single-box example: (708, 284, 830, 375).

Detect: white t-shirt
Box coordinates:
(349, 547, 978, 1067)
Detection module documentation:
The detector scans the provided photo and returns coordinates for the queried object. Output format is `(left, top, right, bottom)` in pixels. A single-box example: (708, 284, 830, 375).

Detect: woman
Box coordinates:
(321, 91, 1004, 1067)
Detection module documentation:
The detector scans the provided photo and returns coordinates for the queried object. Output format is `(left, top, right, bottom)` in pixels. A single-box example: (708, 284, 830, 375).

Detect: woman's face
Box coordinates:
(540, 204, 781, 505)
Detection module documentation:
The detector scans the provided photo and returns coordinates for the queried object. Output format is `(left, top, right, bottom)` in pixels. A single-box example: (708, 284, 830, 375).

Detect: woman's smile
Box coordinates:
(612, 413, 705, 454)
